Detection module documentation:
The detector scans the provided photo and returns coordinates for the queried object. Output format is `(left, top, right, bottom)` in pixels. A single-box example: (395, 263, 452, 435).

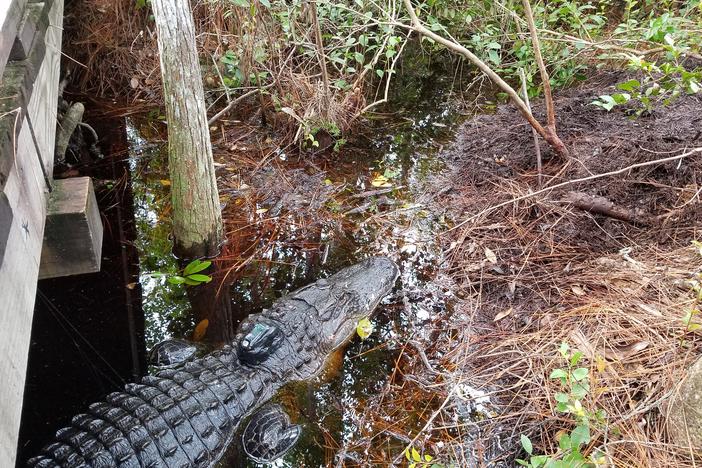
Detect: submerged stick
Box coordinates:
(55, 102, 84, 161)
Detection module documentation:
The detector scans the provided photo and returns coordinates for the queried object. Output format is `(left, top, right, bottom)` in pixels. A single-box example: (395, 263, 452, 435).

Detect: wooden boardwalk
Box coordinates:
(0, 0, 64, 463)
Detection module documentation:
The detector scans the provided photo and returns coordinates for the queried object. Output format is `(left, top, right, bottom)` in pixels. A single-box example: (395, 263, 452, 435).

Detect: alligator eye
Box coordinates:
(238, 321, 284, 365)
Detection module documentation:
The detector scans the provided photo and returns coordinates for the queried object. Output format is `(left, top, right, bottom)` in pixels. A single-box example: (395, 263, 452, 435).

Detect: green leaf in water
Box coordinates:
(168, 276, 187, 285)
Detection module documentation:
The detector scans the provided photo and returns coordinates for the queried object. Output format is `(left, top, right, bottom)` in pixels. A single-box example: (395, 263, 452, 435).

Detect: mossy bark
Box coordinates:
(151, 0, 223, 259)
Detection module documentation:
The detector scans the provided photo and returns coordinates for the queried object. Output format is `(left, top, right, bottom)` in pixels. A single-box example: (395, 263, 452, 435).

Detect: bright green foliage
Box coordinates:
(411, 0, 701, 105)
(516, 343, 608, 468)
(591, 1, 702, 113)
(592, 43, 702, 114)
(412, 0, 607, 96)
(151, 259, 213, 286)
(198, 0, 702, 140)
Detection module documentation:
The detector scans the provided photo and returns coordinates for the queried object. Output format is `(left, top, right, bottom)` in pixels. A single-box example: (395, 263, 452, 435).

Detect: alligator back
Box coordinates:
(28, 346, 275, 468)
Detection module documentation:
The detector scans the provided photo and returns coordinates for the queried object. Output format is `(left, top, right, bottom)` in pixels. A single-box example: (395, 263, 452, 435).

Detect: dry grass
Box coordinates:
(444, 243, 702, 466)
(63, 0, 368, 144)
(347, 187, 702, 466)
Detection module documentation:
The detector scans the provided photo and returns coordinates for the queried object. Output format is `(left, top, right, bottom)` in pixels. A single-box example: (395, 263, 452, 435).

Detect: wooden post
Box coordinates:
(151, 0, 223, 258)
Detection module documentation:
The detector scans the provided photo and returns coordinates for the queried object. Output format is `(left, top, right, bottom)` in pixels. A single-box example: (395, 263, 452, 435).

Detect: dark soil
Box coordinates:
(436, 70, 702, 323)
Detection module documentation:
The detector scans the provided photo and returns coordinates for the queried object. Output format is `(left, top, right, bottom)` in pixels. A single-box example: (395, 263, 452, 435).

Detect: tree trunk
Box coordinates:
(151, 0, 223, 258)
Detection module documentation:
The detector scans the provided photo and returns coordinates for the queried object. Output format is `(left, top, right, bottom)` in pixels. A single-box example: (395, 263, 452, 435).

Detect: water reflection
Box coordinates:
(131, 53, 471, 466)
(127, 125, 192, 347)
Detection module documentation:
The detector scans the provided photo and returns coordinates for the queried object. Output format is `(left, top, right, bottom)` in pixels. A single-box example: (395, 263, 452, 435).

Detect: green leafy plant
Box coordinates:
(517, 343, 607, 467)
(150, 259, 213, 286)
(592, 53, 701, 115)
(403, 446, 444, 468)
(593, 4, 702, 115)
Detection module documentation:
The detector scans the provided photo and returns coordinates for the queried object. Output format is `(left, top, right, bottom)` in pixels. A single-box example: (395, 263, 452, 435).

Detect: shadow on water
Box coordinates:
(17, 119, 146, 465)
(129, 50, 477, 466)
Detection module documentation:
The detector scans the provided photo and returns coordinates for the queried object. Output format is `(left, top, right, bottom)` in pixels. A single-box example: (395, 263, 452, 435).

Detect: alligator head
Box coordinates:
(236, 256, 399, 379)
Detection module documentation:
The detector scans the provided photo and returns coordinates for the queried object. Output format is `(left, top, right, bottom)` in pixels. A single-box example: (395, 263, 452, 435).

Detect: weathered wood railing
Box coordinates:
(0, 0, 64, 463)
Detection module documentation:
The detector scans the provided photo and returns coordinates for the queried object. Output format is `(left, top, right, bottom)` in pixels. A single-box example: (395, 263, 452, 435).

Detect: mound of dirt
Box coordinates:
(425, 71, 702, 465)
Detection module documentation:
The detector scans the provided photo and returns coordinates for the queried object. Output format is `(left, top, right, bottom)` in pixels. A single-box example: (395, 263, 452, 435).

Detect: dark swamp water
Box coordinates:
(18, 53, 487, 467)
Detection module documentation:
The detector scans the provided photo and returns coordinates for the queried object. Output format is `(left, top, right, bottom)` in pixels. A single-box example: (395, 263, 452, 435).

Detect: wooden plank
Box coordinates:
(0, 23, 47, 191)
(10, 3, 49, 61)
(39, 177, 103, 279)
(0, 0, 63, 461)
(26, 0, 62, 181)
(0, 116, 48, 466)
(0, 0, 28, 77)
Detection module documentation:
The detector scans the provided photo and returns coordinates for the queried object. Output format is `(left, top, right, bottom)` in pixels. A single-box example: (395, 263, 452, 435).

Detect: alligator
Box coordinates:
(27, 256, 399, 467)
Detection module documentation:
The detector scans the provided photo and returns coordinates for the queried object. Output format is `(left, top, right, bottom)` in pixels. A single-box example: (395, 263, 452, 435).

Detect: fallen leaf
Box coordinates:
(280, 106, 303, 123)
(193, 319, 209, 341)
(570, 328, 596, 360)
(255, 208, 268, 214)
(571, 285, 587, 296)
(614, 341, 650, 359)
(596, 355, 606, 373)
(356, 318, 374, 340)
(493, 307, 513, 322)
(484, 247, 497, 264)
(371, 174, 392, 188)
(159, 179, 171, 186)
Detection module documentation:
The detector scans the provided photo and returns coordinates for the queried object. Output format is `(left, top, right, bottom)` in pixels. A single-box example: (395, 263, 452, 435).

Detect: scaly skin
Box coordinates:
(27, 257, 399, 468)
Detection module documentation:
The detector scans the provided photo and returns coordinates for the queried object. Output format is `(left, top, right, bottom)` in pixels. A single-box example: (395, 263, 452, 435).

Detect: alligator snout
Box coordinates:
(339, 256, 400, 312)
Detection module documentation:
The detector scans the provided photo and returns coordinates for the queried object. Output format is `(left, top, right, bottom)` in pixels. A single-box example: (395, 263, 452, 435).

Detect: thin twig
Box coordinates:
(521, 0, 555, 129)
(208, 85, 273, 125)
(519, 67, 542, 186)
(310, 1, 330, 112)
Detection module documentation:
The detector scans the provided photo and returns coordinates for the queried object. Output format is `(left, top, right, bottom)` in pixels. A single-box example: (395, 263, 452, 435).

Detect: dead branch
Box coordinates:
(208, 85, 273, 126)
(519, 67, 542, 186)
(55, 102, 85, 161)
(521, 0, 554, 129)
(562, 191, 655, 226)
(309, 1, 330, 112)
